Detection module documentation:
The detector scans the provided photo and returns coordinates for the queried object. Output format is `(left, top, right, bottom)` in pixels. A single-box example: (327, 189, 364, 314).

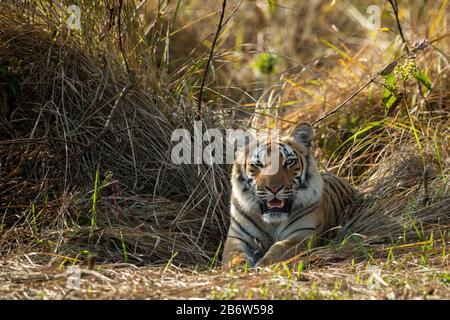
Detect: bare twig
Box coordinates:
(388, 0, 410, 53)
(117, 0, 131, 74)
(311, 34, 449, 126)
(222, 0, 245, 26)
(312, 54, 406, 126)
(84, 79, 134, 151)
(422, 165, 431, 207)
(197, 0, 227, 119)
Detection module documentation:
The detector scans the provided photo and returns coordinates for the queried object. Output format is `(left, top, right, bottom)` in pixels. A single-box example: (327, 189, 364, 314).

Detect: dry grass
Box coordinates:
(0, 243, 448, 300)
(0, 2, 231, 266)
(0, 0, 449, 299)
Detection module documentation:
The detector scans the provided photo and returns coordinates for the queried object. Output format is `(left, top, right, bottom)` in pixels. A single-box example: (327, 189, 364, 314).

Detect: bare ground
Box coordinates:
(1, 243, 448, 300)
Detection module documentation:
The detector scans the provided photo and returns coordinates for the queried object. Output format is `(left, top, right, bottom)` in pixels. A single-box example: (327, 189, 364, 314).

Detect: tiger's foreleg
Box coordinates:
(254, 234, 316, 267)
(222, 236, 256, 269)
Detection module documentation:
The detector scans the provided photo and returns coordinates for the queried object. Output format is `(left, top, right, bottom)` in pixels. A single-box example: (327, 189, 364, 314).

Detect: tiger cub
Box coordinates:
(222, 123, 355, 267)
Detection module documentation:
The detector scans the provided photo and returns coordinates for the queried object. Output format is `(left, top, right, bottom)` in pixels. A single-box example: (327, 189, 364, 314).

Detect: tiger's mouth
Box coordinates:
(267, 199, 284, 208)
(260, 198, 292, 216)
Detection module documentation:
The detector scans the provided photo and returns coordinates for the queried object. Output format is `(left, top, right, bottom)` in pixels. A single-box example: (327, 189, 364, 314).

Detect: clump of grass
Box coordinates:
(0, 1, 231, 266)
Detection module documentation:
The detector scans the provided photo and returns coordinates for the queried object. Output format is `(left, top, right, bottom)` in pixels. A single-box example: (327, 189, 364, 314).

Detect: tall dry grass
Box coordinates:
(0, 0, 448, 268)
(0, 1, 231, 265)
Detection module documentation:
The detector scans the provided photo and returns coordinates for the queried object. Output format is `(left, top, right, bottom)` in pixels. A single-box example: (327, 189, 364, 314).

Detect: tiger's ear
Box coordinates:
(289, 122, 314, 146)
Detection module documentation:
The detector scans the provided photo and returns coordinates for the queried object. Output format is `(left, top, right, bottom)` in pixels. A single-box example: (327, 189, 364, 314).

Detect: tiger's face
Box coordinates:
(233, 123, 322, 224)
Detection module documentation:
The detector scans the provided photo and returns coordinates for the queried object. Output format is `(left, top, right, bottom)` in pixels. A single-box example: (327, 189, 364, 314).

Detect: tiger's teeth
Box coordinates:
(267, 199, 284, 208)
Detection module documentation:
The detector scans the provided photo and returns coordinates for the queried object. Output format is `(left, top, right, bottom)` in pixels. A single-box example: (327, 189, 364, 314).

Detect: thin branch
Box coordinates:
(197, 0, 227, 119)
(118, 0, 131, 74)
(388, 0, 410, 53)
(312, 33, 447, 126)
(312, 54, 406, 126)
(222, 0, 245, 26)
(87, 80, 134, 148)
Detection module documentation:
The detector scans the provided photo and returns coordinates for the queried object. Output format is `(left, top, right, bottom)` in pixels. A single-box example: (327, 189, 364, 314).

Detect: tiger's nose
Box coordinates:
(266, 184, 283, 194)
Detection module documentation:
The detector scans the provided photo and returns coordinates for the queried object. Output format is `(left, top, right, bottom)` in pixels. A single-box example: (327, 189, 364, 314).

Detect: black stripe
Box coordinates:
(321, 172, 334, 183)
(328, 176, 342, 198)
(325, 178, 344, 212)
(282, 201, 320, 232)
(283, 227, 316, 240)
(327, 181, 340, 215)
(328, 176, 346, 211)
(319, 190, 330, 224)
(230, 224, 243, 237)
(280, 143, 287, 156)
(298, 156, 305, 173)
(295, 156, 307, 189)
(339, 177, 354, 199)
(334, 177, 352, 209)
(331, 175, 351, 199)
(230, 216, 259, 244)
(323, 187, 338, 222)
(305, 152, 310, 183)
(348, 183, 356, 196)
(227, 233, 254, 251)
(279, 143, 295, 158)
(295, 177, 307, 189)
(232, 197, 271, 240)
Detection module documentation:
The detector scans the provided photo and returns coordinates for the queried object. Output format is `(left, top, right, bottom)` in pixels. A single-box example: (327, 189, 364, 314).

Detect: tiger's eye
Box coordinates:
(285, 159, 296, 166)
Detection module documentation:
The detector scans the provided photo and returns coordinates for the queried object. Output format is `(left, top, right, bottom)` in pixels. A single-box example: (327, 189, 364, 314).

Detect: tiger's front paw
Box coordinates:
(254, 250, 284, 267)
(223, 253, 254, 271)
(255, 240, 299, 267)
(254, 255, 276, 268)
